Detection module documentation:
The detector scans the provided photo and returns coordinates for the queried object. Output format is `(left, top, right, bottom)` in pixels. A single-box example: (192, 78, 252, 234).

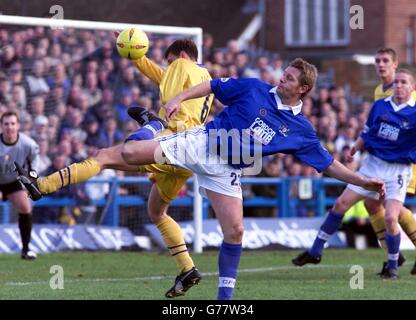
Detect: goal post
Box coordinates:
(0, 14, 204, 253)
(0, 14, 203, 62)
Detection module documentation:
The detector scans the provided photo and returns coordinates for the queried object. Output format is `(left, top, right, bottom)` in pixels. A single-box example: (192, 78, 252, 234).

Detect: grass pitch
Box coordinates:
(1, 249, 416, 300)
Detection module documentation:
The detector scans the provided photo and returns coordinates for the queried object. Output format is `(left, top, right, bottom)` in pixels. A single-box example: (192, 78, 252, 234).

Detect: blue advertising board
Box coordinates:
(146, 217, 347, 249)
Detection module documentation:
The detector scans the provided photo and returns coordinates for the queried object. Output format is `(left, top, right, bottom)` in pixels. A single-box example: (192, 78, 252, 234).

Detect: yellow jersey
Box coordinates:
(133, 57, 213, 132)
(374, 83, 416, 102)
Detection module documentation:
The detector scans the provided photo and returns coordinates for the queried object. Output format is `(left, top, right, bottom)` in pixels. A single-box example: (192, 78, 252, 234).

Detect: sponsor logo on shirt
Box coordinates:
(220, 78, 230, 82)
(377, 122, 400, 141)
(247, 117, 276, 145)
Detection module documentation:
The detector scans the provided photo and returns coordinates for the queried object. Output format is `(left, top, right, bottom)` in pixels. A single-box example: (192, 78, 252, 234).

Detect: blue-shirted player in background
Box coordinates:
(293, 69, 416, 279)
(119, 58, 384, 299)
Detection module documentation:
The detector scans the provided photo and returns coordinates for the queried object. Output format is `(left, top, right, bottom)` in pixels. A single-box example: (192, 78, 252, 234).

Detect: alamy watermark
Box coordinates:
(152, 125, 264, 176)
(349, 265, 364, 290)
(49, 5, 64, 30)
(350, 5, 364, 30)
(49, 265, 64, 290)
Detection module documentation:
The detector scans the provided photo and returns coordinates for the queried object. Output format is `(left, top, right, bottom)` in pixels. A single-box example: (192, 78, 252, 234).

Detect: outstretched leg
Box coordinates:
(36, 144, 138, 195)
(18, 140, 162, 199)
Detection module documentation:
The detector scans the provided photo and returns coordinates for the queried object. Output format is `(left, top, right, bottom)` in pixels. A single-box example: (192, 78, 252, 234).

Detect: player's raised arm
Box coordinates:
(165, 80, 212, 120)
(324, 159, 385, 196)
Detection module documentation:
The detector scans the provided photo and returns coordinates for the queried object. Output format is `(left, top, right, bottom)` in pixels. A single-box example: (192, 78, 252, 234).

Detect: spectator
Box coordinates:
(30, 95, 46, 117)
(84, 115, 105, 148)
(71, 136, 88, 163)
(0, 77, 11, 105)
(82, 72, 102, 108)
(0, 46, 17, 69)
(26, 59, 50, 95)
(115, 88, 135, 125)
(31, 115, 49, 141)
(243, 56, 273, 79)
(270, 54, 284, 82)
(47, 63, 71, 99)
(97, 116, 124, 148)
(36, 136, 52, 176)
(10, 84, 26, 111)
(87, 87, 114, 122)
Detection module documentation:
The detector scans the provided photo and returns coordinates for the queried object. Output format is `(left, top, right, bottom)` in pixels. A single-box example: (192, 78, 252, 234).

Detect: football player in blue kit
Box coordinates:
(119, 58, 384, 299)
(293, 69, 416, 280)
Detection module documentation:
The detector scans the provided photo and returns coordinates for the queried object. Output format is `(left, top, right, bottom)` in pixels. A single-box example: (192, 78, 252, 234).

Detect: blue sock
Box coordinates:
(217, 242, 242, 300)
(309, 210, 344, 257)
(125, 121, 164, 142)
(385, 233, 401, 270)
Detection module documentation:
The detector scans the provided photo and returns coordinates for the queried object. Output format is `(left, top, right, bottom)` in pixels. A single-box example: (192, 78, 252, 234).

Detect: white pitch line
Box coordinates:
(4, 263, 379, 287)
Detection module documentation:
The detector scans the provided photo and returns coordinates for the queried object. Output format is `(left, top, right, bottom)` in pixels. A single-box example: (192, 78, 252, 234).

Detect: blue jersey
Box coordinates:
(206, 78, 334, 171)
(361, 96, 416, 164)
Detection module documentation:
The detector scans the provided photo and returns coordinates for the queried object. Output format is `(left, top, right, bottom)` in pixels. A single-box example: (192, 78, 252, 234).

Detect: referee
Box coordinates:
(0, 111, 40, 260)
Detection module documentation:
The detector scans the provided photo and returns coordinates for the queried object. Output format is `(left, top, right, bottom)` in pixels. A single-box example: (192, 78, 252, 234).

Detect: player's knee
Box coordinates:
(224, 224, 244, 243)
(333, 196, 351, 213)
(121, 143, 135, 164)
(17, 204, 31, 214)
(95, 148, 110, 168)
(148, 207, 165, 224)
(363, 199, 382, 215)
(384, 215, 399, 231)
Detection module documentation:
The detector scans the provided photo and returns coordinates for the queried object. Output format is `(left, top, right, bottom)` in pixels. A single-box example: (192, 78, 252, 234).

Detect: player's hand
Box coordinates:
(165, 98, 182, 121)
(346, 146, 357, 163)
(363, 178, 385, 197)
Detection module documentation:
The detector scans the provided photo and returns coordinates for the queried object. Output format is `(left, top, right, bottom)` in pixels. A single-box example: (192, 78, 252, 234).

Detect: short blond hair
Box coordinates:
(396, 68, 415, 84)
(289, 58, 318, 98)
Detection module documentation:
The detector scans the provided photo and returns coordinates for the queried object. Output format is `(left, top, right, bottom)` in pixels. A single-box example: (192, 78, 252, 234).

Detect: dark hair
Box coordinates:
(376, 48, 398, 62)
(164, 39, 198, 61)
(0, 111, 19, 124)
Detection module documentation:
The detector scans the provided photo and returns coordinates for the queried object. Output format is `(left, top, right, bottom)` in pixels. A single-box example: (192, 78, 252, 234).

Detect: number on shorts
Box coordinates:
(230, 172, 241, 186)
(398, 174, 403, 189)
(200, 95, 210, 123)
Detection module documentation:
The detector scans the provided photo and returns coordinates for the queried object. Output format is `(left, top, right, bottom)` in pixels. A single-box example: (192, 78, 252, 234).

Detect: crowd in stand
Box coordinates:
(0, 26, 373, 221)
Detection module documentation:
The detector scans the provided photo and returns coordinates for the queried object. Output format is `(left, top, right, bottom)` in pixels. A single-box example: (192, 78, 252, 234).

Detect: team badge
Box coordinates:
(401, 121, 410, 129)
(279, 124, 290, 137)
(259, 108, 267, 117)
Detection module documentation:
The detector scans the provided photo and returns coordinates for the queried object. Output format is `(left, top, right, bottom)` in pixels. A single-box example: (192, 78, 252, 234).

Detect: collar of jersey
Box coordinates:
(269, 87, 303, 115)
(384, 95, 416, 112)
(382, 82, 394, 92)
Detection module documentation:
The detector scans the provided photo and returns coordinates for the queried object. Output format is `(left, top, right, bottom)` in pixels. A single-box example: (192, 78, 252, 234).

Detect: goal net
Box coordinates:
(0, 14, 204, 252)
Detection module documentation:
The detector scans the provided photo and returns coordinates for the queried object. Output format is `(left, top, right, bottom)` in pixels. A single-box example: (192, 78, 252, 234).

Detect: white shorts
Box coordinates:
(157, 126, 243, 199)
(347, 154, 412, 202)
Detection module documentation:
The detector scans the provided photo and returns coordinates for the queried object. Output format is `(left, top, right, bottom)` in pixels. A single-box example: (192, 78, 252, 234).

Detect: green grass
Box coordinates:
(1, 249, 416, 300)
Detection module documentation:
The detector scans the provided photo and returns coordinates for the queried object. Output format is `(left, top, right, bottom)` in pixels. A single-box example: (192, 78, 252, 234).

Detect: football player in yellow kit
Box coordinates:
(17, 39, 213, 297)
(366, 48, 416, 275)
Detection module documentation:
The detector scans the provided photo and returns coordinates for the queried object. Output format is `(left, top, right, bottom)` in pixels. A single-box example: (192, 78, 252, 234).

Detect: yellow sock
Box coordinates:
(369, 208, 387, 249)
(37, 158, 102, 194)
(399, 208, 416, 247)
(157, 216, 194, 273)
